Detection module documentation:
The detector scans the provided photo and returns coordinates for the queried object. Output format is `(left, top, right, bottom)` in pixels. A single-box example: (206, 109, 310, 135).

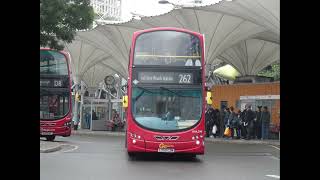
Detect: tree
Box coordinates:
(258, 62, 280, 81)
(40, 0, 94, 50)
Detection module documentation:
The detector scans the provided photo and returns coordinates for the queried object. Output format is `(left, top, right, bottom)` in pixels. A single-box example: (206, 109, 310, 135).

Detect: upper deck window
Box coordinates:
(134, 31, 201, 66)
(40, 50, 68, 76)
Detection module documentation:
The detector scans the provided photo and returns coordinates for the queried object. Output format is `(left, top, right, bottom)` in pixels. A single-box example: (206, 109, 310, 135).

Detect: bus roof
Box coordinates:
(133, 27, 203, 37)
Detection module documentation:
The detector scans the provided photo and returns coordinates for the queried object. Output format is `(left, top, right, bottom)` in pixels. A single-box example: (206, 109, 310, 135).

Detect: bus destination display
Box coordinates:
(137, 72, 193, 84)
(40, 79, 67, 88)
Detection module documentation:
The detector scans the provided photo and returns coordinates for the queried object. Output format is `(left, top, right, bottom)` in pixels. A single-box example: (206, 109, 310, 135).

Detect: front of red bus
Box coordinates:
(40, 49, 72, 141)
(126, 28, 206, 156)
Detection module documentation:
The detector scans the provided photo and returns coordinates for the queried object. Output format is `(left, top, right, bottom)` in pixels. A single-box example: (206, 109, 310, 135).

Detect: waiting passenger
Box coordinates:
(261, 106, 271, 140)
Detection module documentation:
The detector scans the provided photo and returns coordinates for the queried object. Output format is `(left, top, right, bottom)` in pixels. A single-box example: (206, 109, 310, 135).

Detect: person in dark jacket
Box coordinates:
(216, 109, 224, 138)
(244, 104, 255, 140)
(255, 106, 263, 139)
(205, 107, 214, 137)
(233, 110, 241, 139)
(211, 109, 219, 138)
(239, 108, 247, 139)
(223, 108, 230, 138)
(261, 106, 271, 140)
(228, 107, 237, 139)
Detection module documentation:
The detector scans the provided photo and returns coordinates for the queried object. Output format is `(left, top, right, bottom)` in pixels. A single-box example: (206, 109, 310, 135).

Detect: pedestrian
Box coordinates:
(228, 106, 237, 139)
(211, 109, 219, 138)
(205, 107, 214, 137)
(244, 104, 256, 140)
(223, 108, 230, 138)
(236, 110, 242, 139)
(85, 111, 91, 129)
(92, 110, 97, 120)
(255, 106, 262, 139)
(261, 106, 271, 140)
(219, 108, 225, 137)
(239, 108, 247, 139)
(215, 109, 223, 138)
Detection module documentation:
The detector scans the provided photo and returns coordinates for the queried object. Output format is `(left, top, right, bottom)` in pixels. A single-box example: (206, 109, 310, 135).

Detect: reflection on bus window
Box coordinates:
(195, 59, 201, 66)
(131, 87, 202, 131)
(185, 59, 193, 66)
(40, 50, 68, 75)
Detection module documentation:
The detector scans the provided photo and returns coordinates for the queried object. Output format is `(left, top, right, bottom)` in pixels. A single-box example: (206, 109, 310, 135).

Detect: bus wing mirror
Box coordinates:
(206, 91, 212, 105)
(122, 95, 128, 108)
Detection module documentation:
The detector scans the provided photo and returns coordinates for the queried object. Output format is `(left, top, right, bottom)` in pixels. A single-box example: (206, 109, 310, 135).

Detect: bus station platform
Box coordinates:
(71, 129, 280, 146)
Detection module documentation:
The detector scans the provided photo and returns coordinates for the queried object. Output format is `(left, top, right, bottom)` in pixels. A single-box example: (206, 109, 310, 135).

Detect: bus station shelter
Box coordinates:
(65, 0, 279, 129)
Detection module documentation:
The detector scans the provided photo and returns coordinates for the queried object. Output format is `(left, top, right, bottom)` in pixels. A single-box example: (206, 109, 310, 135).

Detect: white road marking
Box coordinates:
(60, 144, 79, 153)
(268, 145, 280, 150)
(266, 174, 280, 179)
(268, 156, 280, 160)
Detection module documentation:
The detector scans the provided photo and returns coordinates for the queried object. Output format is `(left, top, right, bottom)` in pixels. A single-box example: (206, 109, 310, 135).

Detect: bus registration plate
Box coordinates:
(158, 148, 175, 153)
(41, 132, 53, 135)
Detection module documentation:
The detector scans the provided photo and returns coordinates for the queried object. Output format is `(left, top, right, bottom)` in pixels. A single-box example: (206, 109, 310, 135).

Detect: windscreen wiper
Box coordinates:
(159, 87, 199, 98)
(134, 85, 153, 101)
(159, 87, 183, 97)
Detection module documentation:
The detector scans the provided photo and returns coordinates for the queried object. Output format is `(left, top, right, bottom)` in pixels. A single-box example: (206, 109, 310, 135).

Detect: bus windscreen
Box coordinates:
(131, 87, 202, 131)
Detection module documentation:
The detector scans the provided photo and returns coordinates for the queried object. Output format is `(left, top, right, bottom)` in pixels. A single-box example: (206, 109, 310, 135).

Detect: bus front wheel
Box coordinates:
(128, 152, 135, 159)
(46, 135, 55, 141)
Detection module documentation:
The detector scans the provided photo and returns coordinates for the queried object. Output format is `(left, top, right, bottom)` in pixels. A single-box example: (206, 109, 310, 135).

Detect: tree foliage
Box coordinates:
(258, 62, 280, 81)
(40, 0, 94, 50)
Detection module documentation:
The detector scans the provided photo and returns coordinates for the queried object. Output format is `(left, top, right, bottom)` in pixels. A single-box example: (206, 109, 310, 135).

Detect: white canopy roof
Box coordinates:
(217, 38, 279, 75)
(65, 0, 279, 87)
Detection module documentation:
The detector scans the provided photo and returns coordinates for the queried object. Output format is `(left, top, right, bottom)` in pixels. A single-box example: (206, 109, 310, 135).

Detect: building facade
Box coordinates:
(90, 0, 122, 21)
(211, 82, 280, 127)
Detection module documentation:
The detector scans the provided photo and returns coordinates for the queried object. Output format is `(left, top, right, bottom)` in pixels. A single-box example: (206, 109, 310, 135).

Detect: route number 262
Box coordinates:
(179, 74, 191, 84)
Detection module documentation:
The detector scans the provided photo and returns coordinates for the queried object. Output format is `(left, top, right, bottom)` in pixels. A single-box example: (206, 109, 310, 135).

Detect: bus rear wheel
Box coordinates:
(46, 135, 55, 141)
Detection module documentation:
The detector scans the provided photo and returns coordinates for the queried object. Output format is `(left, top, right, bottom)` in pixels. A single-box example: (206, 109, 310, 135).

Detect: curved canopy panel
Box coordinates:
(82, 62, 125, 88)
(65, 38, 127, 85)
(194, 0, 279, 36)
(217, 38, 280, 76)
(66, 0, 279, 87)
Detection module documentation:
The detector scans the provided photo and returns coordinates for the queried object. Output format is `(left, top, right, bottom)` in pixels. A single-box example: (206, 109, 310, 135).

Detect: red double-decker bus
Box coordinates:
(124, 27, 211, 158)
(40, 48, 72, 141)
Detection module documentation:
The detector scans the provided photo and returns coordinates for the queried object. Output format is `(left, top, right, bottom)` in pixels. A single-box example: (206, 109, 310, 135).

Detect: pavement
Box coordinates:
(40, 140, 62, 153)
(40, 129, 279, 153)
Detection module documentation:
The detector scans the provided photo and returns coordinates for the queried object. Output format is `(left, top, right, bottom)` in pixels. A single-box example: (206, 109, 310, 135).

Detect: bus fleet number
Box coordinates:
(179, 74, 191, 84)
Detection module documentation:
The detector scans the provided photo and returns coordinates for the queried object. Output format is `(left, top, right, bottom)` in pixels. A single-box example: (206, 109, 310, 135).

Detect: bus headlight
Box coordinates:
(196, 140, 200, 145)
(129, 132, 141, 139)
(64, 121, 72, 127)
(132, 139, 136, 144)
